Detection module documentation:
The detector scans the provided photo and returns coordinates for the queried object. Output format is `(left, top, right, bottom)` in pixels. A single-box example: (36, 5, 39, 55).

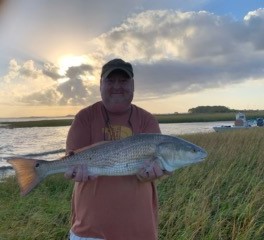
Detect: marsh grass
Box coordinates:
(158, 129, 264, 239)
(0, 175, 73, 240)
(156, 111, 264, 123)
(2, 111, 264, 128)
(0, 129, 263, 239)
(1, 119, 73, 128)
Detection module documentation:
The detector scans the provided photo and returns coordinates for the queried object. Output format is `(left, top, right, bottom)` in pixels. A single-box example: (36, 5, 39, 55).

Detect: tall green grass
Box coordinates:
(158, 129, 264, 239)
(0, 129, 263, 239)
(0, 175, 73, 239)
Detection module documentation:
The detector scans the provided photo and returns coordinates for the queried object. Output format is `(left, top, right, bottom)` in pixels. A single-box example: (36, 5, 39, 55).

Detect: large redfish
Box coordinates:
(7, 133, 207, 196)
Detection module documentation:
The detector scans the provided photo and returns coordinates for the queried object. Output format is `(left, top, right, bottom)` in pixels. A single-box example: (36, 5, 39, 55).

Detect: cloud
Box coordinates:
(42, 63, 62, 80)
(95, 10, 247, 59)
(1, 9, 264, 107)
(0, 0, 138, 65)
(244, 8, 264, 50)
(56, 78, 99, 105)
(0, 59, 57, 105)
(65, 64, 93, 79)
(20, 88, 62, 106)
(93, 9, 264, 98)
(17, 62, 100, 106)
(244, 8, 264, 21)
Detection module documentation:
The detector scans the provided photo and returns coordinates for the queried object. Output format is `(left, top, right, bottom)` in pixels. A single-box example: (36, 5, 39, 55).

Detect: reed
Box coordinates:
(0, 129, 263, 239)
(158, 129, 264, 240)
(0, 175, 73, 240)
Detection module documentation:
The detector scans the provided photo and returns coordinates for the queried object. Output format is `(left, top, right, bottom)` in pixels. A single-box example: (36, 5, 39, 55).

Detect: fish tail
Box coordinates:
(7, 158, 46, 196)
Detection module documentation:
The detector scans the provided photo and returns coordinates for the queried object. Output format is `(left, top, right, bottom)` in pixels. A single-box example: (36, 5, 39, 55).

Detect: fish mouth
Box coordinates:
(202, 150, 208, 158)
(199, 151, 208, 160)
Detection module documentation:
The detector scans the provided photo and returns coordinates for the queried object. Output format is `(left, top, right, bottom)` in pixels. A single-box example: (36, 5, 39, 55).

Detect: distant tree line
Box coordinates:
(188, 106, 234, 113)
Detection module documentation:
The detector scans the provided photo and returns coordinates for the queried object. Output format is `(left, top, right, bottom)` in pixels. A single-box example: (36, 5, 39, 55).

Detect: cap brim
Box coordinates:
(101, 67, 133, 79)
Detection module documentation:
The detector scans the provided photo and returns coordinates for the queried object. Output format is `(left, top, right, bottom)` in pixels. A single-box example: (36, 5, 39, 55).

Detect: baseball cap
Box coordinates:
(101, 58, 134, 79)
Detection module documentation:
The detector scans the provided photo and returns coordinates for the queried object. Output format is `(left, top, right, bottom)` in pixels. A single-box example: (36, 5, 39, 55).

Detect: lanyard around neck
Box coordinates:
(103, 105, 133, 140)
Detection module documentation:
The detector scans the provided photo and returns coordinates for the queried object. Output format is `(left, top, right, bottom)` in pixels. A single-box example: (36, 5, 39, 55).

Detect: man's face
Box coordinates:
(100, 70, 134, 113)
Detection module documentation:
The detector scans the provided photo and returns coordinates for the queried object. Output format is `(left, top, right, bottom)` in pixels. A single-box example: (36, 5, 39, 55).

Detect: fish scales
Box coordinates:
(7, 133, 207, 196)
(58, 134, 158, 175)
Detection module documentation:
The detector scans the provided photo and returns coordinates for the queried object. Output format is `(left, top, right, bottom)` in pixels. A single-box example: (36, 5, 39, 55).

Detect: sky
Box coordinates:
(0, 0, 264, 118)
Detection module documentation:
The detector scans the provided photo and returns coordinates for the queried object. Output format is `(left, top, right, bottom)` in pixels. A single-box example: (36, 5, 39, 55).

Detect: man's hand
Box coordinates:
(136, 161, 172, 182)
(64, 164, 97, 182)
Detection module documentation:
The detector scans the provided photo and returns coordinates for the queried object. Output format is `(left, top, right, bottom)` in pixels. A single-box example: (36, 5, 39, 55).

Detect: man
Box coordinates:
(65, 59, 168, 240)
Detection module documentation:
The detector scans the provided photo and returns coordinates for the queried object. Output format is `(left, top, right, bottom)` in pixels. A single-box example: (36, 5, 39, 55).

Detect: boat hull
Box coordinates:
(213, 126, 251, 132)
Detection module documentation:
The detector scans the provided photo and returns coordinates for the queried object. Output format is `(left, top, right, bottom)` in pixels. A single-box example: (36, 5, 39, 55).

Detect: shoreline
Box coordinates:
(1, 111, 264, 128)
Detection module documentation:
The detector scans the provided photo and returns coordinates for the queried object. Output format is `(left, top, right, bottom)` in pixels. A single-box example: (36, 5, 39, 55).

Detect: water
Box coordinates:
(0, 119, 232, 177)
(159, 122, 233, 135)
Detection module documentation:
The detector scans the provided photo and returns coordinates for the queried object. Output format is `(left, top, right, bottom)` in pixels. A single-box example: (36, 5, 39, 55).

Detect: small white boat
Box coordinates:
(213, 125, 251, 132)
(213, 113, 251, 132)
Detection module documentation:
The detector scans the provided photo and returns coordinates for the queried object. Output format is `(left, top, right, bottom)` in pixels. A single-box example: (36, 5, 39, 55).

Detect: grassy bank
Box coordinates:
(1, 111, 264, 128)
(0, 119, 73, 128)
(156, 111, 264, 123)
(0, 129, 264, 239)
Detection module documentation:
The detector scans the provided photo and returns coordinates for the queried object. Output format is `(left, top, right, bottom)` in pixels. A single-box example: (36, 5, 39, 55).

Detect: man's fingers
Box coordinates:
(137, 161, 172, 182)
(65, 165, 97, 182)
(81, 164, 89, 182)
(146, 167, 156, 179)
(64, 166, 77, 179)
(152, 162, 164, 178)
(74, 165, 85, 182)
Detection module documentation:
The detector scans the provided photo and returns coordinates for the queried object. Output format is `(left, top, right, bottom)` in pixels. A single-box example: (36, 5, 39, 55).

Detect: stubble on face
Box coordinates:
(100, 70, 134, 113)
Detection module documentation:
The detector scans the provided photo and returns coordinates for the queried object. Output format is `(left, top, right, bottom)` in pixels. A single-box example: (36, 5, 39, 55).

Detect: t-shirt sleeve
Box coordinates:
(141, 111, 161, 134)
(66, 111, 91, 153)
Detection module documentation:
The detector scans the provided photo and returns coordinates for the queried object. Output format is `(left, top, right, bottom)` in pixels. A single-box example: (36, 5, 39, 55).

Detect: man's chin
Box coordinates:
(104, 102, 131, 113)
(109, 95, 127, 102)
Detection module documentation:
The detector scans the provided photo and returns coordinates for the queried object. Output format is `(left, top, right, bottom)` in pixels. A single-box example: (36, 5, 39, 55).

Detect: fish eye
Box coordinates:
(35, 163, 40, 168)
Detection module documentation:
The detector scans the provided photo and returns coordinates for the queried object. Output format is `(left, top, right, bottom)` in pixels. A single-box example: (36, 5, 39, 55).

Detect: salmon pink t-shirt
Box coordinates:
(66, 101, 161, 240)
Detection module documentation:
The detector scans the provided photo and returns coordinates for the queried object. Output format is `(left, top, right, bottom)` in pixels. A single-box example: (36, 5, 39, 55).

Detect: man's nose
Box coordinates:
(113, 80, 122, 88)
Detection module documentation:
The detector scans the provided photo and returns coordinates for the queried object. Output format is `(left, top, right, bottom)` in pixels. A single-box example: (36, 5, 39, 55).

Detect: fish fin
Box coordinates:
(7, 158, 45, 196)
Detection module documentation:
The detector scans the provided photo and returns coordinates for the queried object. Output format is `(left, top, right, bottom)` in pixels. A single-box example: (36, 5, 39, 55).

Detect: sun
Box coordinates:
(56, 54, 97, 84)
(57, 55, 88, 75)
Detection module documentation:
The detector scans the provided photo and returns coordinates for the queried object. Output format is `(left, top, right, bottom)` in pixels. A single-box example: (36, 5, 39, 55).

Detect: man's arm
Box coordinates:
(64, 112, 97, 182)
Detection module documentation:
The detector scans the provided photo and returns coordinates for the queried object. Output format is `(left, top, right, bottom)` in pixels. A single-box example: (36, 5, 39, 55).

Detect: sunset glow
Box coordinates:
(0, 1, 264, 118)
(57, 55, 88, 75)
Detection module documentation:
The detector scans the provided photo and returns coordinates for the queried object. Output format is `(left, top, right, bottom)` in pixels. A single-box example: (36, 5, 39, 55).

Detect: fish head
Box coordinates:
(156, 140, 207, 172)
